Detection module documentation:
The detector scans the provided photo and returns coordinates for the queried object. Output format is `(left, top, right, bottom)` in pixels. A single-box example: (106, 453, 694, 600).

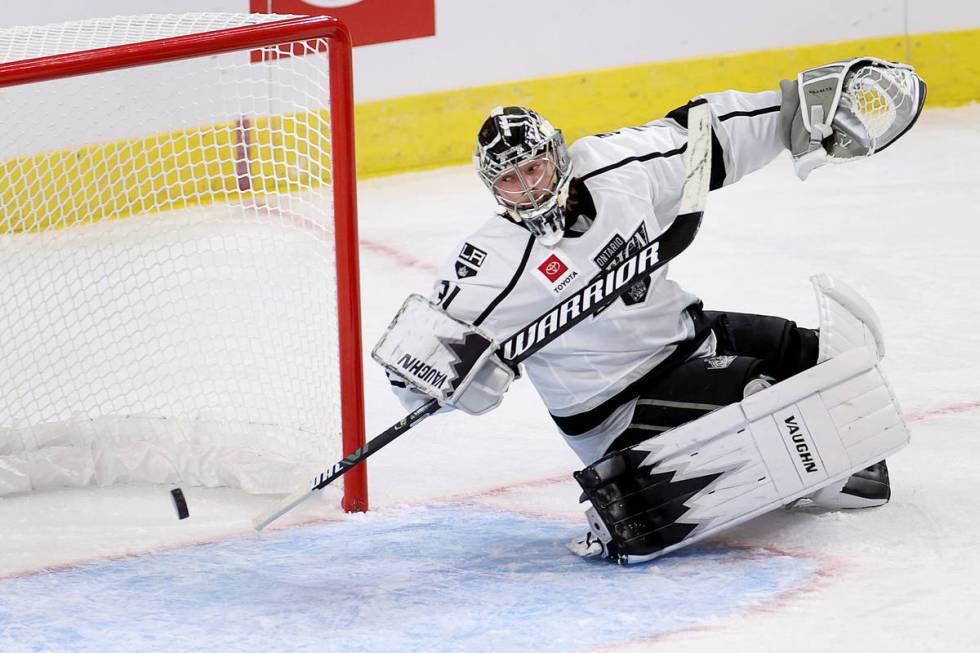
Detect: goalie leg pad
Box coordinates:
(573, 346, 909, 564)
(812, 273, 885, 363)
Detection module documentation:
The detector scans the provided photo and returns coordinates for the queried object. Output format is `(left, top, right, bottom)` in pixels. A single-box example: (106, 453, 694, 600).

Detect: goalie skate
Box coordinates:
(791, 460, 891, 510)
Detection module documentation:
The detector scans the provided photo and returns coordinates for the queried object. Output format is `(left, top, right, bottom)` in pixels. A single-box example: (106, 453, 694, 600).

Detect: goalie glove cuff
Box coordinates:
(452, 353, 516, 415)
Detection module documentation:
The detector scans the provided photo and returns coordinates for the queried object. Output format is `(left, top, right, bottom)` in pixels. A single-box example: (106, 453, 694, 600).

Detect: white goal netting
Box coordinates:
(0, 14, 358, 498)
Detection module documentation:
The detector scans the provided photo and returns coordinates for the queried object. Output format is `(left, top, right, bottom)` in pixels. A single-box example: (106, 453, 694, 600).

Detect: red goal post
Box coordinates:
(0, 14, 367, 512)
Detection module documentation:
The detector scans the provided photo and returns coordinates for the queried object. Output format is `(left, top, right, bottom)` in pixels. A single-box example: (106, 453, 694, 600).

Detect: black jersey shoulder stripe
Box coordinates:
(579, 143, 687, 183)
(584, 98, 725, 190)
(718, 105, 780, 121)
(473, 233, 535, 327)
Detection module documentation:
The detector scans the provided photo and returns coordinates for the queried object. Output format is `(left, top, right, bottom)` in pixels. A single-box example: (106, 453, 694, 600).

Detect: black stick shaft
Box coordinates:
(312, 399, 441, 491)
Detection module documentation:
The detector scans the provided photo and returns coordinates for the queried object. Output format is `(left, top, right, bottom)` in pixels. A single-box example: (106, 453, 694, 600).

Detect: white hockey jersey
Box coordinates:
(389, 90, 787, 463)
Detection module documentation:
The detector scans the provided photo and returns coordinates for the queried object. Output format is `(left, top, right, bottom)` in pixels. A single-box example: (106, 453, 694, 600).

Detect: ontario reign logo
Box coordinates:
(591, 223, 653, 312)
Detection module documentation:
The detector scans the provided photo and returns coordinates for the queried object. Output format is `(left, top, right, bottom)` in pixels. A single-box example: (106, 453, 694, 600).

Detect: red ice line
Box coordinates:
(250, 199, 438, 273)
(905, 400, 980, 422)
(358, 239, 439, 273)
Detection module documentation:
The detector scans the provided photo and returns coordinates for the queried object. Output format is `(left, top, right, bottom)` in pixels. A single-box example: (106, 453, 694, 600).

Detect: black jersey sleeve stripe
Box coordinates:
(473, 233, 535, 327)
(718, 105, 780, 121)
(579, 99, 712, 184)
(666, 100, 778, 125)
(579, 144, 687, 182)
(440, 284, 460, 310)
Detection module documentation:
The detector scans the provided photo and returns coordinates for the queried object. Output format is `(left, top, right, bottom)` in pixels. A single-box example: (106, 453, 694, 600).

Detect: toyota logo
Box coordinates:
(545, 261, 561, 275)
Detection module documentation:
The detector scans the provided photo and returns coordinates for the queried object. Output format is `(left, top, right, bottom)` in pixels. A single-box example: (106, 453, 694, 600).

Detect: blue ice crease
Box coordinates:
(0, 505, 818, 653)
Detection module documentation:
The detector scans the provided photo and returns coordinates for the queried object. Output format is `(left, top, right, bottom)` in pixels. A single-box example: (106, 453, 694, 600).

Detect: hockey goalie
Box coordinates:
(374, 57, 926, 564)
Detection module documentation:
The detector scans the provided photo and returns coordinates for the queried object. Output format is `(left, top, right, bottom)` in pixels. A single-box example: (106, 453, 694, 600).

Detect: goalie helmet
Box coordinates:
(474, 106, 572, 247)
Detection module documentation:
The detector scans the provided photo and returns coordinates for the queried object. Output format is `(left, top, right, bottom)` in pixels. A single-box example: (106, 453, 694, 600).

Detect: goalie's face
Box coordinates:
(491, 156, 558, 210)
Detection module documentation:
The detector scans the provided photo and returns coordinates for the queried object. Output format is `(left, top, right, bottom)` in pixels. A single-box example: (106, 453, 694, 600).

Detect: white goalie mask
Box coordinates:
(474, 106, 573, 247)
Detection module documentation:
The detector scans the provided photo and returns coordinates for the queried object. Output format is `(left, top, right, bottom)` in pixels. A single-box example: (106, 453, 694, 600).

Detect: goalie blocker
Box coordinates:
(571, 275, 909, 564)
(372, 294, 515, 416)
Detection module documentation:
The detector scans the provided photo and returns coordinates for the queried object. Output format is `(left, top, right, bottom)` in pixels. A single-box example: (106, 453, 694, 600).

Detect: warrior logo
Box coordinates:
(503, 240, 661, 361)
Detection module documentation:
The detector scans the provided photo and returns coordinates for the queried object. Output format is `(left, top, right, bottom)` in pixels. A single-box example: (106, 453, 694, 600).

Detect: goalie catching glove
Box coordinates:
(372, 294, 515, 415)
(780, 57, 926, 180)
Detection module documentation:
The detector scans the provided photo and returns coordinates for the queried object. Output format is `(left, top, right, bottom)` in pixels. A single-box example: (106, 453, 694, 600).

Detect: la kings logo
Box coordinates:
(705, 355, 737, 370)
(455, 242, 487, 279)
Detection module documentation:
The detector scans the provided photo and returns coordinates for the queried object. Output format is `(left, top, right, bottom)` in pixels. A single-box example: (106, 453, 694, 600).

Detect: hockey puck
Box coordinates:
(170, 488, 189, 520)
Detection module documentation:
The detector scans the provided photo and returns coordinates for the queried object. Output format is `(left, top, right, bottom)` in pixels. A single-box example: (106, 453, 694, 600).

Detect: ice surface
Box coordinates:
(1, 105, 979, 651)
(0, 506, 821, 653)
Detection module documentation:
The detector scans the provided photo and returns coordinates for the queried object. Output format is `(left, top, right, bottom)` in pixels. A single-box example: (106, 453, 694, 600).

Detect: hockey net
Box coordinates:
(0, 13, 367, 510)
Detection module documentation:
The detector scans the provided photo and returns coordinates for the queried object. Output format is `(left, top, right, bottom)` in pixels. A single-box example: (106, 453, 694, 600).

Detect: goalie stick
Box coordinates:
(252, 101, 713, 531)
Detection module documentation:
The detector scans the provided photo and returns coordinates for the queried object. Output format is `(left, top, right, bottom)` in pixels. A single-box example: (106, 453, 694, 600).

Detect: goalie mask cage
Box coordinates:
(0, 13, 367, 512)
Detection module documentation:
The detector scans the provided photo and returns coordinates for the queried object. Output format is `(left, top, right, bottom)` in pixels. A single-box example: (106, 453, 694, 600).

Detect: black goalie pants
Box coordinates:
(605, 309, 819, 455)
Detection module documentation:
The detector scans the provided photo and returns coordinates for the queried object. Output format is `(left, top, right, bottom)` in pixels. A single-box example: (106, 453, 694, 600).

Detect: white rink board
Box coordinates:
(0, 1, 975, 101)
